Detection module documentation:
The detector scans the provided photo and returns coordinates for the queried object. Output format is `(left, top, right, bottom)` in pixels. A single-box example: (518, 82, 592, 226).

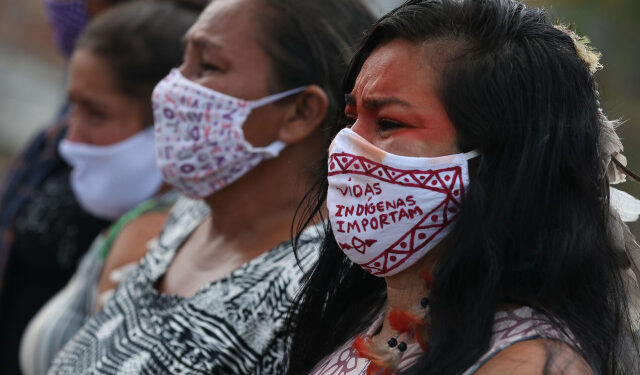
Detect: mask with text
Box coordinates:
(152, 69, 305, 199)
(327, 128, 479, 277)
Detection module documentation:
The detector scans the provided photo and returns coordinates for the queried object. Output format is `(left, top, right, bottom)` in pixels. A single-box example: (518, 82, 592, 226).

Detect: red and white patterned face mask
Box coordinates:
(327, 128, 479, 277)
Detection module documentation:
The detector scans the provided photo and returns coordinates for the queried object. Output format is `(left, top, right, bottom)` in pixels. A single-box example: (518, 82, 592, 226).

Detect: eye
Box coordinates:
(87, 109, 107, 122)
(200, 62, 221, 72)
(377, 119, 405, 132)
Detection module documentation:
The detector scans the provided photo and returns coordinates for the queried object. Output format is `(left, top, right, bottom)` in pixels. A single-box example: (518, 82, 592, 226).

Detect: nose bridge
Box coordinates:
(178, 62, 192, 80)
(350, 117, 375, 144)
(66, 108, 84, 143)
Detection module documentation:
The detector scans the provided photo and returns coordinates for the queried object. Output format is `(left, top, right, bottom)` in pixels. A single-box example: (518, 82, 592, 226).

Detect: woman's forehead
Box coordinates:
(352, 40, 439, 103)
(187, 0, 259, 48)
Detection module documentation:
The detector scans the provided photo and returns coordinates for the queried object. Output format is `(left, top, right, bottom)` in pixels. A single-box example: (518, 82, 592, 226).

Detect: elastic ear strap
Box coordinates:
(250, 86, 306, 108)
(464, 149, 481, 160)
(262, 140, 287, 156)
(614, 157, 640, 184)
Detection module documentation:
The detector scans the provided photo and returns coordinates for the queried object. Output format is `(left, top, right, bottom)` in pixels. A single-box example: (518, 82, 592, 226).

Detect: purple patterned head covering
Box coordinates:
(43, 0, 89, 57)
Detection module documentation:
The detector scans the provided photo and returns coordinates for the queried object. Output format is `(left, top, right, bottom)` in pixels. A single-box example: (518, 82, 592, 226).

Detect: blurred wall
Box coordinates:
(0, 0, 66, 167)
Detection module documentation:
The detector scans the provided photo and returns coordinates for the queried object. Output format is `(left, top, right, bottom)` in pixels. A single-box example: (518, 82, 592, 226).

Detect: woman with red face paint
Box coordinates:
(284, 1, 640, 374)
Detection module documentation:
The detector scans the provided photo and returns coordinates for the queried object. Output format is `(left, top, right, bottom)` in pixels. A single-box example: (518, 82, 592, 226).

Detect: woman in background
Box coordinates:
(285, 0, 640, 374)
(18, 2, 200, 374)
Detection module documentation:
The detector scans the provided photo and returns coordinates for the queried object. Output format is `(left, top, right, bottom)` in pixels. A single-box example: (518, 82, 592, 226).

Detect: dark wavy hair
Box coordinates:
(254, 0, 375, 151)
(285, 0, 639, 374)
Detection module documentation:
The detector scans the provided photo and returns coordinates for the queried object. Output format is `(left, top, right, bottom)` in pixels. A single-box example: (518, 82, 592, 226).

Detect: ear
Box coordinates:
(278, 85, 329, 144)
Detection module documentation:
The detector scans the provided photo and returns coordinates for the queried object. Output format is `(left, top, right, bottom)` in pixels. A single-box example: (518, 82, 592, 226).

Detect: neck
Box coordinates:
(373, 245, 442, 344)
(201, 147, 316, 256)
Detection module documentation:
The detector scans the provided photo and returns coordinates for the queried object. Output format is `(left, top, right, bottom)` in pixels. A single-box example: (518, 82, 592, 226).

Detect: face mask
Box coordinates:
(152, 69, 305, 199)
(327, 128, 479, 277)
(43, 0, 89, 58)
(59, 127, 163, 220)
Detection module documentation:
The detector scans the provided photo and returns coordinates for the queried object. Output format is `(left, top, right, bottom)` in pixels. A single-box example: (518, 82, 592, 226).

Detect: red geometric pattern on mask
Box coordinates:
(329, 152, 465, 275)
(338, 237, 378, 254)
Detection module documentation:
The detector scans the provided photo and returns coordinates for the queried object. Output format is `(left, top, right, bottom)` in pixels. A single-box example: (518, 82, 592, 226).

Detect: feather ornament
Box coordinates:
(389, 308, 428, 351)
(611, 187, 640, 222)
(554, 24, 602, 74)
(352, 336, 398, 375)
(599, 113, 628, 184)
(609, 207, 640, 330)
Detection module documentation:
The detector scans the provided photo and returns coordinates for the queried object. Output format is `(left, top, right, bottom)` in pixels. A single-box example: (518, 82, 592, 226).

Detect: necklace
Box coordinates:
(352, 273, 432, 375)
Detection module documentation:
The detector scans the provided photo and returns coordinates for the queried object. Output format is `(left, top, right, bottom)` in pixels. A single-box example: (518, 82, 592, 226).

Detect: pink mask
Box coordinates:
(152, 69, 305, 198)
(327, 128, 479, 277)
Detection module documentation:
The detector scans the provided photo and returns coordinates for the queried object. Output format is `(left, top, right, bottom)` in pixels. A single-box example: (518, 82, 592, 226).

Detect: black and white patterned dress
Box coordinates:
(48, 197, 321, 374)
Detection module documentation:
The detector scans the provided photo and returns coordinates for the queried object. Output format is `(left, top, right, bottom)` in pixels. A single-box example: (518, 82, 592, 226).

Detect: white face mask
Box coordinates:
(327, 128, 479, 277)
(59, 127, 163, 220)
(152, 69, 305, 199)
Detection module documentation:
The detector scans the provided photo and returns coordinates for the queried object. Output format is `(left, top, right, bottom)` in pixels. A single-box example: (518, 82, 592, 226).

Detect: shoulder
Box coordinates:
(108, 211, 170, 264)
(96, 211, 170, 308)
(474, 339, 593, 375)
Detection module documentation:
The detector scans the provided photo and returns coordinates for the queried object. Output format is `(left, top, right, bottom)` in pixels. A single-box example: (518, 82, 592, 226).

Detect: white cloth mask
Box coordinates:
(59, 127, 163, 220)
(327, 128, 479, 277)
(152, 69, 305, 198)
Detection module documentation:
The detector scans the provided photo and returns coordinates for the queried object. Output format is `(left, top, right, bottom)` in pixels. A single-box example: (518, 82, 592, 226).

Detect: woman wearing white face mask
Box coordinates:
(18, 3, 201, 374)
(49, 0, 375, 374)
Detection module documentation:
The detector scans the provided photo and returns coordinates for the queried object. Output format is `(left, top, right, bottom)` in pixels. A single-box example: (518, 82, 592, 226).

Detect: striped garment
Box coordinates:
(48, 197, 321, 374)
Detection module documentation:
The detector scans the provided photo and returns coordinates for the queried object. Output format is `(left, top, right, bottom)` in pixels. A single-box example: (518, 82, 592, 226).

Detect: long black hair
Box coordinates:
(285, 0, 638, 374)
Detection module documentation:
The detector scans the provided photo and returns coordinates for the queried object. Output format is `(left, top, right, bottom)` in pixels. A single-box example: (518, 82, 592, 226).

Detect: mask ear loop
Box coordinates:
(463, 150, 480, 160)
(244, 86, 307, 156)
(249, 86, 307, 109)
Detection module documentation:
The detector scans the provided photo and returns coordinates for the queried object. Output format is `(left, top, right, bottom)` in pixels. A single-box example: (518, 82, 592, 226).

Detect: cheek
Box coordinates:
(117, 102, 149, 133)
(384, 126, 458, 157)
(94, 117, 145, 146)
(240, 105, 282, 147)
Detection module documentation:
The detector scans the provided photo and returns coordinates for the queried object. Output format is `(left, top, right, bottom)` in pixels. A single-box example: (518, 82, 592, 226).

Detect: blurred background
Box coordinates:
(0, 0, 638, 233)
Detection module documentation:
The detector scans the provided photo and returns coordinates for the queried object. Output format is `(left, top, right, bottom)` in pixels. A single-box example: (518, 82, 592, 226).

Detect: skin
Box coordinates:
(155, 0, 328, 297)
(347, 38, 592, 374)
(66, 49, 147, 145)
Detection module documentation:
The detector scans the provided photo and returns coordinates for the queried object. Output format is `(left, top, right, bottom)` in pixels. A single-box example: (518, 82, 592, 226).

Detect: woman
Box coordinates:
(49, 0, 374, 374)
(18, 2, 199, 374)
(285, 0, 640, 374)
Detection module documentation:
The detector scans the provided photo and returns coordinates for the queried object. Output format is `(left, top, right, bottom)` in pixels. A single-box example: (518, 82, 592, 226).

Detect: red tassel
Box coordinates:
(389, 308, 422, 334)
(389, 308, 429, 351)
(352, 336, 396, 375)
(353, 336, 374, 358)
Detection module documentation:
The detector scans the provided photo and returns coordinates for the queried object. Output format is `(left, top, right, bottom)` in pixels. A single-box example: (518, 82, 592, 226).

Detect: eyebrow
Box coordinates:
(344, 93, 412, 109)
(183, 32, 223, 51)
